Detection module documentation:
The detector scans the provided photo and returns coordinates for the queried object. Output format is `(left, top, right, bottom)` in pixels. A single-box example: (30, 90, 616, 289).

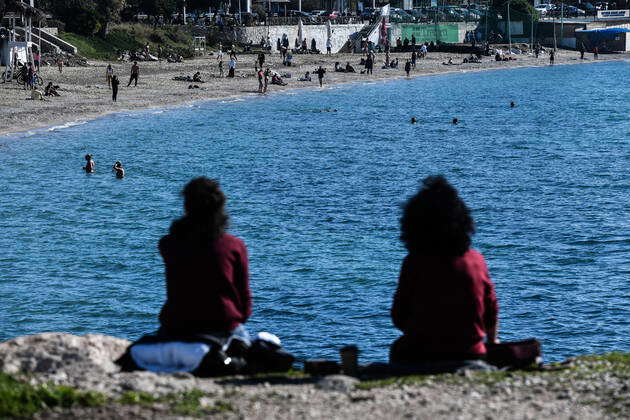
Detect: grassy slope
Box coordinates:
(1, 353, 627, 418)
(58, 24, 194, 61)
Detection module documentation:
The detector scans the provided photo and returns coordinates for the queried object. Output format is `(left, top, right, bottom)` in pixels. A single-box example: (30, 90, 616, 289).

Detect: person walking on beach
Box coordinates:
(326, 38, 332, 55)
(33, 49, 40, 72)
(315, 66, 326, 87)
(263, 68, 270, 93)
(579, 42, 585, 60)
(218, 60, 224, 78)
(256, 66, 264, 93)
(127, 61, 139, 87)
(83, 154, 95, 173)
(106, 64, 114, 88)
(549, 50, 555, 65)
(404, 60, 411, 77)
(216, 43, 223, 60)
(227, 57, 236, 78)
(411, 50, 417, 69)
(56, 55, 63, 73)
(365, 53, 374, 75)
(593, 46, 598, 60)
(26, 62, 34, 90)
(112, 161, 125, 178)
(111, 75, 120, 102)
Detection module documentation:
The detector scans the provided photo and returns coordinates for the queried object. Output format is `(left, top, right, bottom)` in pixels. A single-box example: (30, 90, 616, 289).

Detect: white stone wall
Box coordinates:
(231, 24, 365, 53)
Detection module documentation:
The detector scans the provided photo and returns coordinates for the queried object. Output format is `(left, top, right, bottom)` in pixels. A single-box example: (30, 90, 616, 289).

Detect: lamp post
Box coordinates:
(560, 3, 564, 47)
(507, 0, 512, 53)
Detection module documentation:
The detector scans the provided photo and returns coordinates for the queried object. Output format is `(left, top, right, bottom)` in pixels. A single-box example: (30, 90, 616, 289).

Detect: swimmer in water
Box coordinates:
(452, 118, 459, 125)
(411, 117, 417, 124)
(83, 154, 95, 173)
(112, 161, 125, 178)
(510, 101, 516, 108)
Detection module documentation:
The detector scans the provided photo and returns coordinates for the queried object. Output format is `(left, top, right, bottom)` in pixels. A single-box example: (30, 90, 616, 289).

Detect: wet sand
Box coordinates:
(0, 50, 626, 137)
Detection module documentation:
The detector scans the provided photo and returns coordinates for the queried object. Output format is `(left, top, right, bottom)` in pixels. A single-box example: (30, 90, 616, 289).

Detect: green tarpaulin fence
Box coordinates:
(400, 24, 460, 43)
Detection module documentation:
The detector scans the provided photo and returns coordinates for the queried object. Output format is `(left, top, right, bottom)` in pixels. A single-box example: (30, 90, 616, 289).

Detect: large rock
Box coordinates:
(0, 332, 130, 375)
(315, 375, 359, 392)
(0, 333, 222, 397)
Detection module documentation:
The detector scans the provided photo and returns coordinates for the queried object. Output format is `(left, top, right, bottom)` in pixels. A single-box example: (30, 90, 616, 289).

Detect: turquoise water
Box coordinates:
(1, 61, 629, 363)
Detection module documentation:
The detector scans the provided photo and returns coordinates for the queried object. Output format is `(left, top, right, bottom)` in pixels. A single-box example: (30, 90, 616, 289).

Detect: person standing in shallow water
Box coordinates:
(390, 176, 499, 364)
(112, 161, 125, 178)
(158, 177, 252, 341)
(83, 154, 95, 173)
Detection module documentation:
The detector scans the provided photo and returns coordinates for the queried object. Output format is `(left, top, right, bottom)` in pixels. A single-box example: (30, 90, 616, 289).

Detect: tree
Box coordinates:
(140, 0, 178, 18)
(52, 0, 100, 35)
(96, 0, 124, 37)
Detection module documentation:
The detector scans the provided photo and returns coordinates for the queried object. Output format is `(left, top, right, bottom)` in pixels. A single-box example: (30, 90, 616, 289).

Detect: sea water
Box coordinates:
(1, 61, 628, 362)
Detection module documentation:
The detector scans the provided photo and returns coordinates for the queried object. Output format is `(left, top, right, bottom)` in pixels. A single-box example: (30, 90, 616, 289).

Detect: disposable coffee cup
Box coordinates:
(340, 345, 359, 377)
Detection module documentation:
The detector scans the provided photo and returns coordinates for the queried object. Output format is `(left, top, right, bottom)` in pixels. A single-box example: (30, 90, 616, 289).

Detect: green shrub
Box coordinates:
(0, 373, 106, 418)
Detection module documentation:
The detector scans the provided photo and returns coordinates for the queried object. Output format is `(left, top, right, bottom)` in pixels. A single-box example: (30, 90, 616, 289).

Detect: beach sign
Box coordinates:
(597, 10, 630, 20)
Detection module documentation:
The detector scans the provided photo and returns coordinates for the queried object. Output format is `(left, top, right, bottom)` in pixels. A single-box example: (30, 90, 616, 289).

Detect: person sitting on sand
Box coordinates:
(390, 176, 499, 366)
(298, 71, 311, 82)
(44, 82, 60, 97)
(83, 154, 95, 173)
(390, 58, 399, 68)
(334, 62, 346, 72)
(271, 73, 287, 86)
(192, 72, 203, 83)
(112, 161, 125, 178)
(345, 62, 356, 73)
(158, 177, 252, 341)
(30, 88, 44, 100)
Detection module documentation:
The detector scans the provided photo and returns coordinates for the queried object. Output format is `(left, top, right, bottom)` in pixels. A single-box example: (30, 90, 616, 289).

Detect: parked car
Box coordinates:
(361, 7, 378, 18)
(288, 10, 316, 22)
(535, 4, 554, 15)
(579, 2, 598, 16)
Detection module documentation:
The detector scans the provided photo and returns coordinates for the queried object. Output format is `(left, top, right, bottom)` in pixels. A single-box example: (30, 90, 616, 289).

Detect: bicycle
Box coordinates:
(17, 70, 43, 87)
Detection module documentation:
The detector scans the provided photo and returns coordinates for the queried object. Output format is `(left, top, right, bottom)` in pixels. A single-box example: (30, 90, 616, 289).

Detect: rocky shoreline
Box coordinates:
(1, 333, 628, 419)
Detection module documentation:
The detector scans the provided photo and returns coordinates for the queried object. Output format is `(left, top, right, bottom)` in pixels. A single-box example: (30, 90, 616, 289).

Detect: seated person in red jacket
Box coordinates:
(158, 177, 252, 342)
(390, 175, 499, 363)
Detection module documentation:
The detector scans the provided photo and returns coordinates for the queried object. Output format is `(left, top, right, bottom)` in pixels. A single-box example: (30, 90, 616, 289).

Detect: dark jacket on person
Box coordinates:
(158, 233, 252, 334)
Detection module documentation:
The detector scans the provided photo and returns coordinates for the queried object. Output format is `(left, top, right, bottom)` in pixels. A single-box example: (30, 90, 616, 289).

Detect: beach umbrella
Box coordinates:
(326, 19, 332, 43)
(298, 19, 304, 43)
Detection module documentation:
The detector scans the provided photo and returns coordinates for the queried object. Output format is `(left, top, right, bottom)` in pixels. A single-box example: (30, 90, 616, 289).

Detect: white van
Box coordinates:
(535, 4, 554, 15)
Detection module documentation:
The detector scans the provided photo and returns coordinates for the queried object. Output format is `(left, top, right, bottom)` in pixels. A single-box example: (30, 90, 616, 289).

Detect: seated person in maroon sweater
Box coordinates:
(390, 175, 499, 363)
(158, 177, 252, 341)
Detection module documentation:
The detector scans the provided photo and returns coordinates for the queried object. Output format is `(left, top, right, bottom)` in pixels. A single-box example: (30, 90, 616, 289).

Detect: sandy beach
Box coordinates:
(0, 49, 627, 137)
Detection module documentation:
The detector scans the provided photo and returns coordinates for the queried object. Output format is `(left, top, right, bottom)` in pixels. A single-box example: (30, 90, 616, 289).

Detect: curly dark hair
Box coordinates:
(400, 175, 475, 257)
(169, 177, 229, 244)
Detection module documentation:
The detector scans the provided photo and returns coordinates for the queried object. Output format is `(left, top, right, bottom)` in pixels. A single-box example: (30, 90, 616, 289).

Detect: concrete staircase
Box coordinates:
(13, 27, 77, 54)
(338, 20, 380, 53)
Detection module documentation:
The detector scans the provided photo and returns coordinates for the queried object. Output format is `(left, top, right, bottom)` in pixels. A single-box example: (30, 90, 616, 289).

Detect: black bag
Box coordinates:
(486, 339, 542, 369)
(245, 339, 295, 374)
